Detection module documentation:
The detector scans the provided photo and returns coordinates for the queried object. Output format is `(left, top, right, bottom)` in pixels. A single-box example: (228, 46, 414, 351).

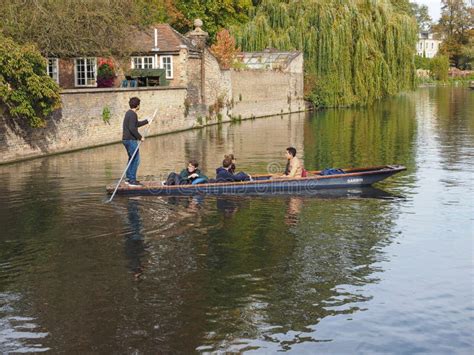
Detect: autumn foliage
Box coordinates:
(210, 29, 240, 69)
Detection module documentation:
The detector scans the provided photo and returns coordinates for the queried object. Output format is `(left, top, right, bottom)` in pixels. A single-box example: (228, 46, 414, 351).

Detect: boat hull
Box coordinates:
(106, 165, 406, 196)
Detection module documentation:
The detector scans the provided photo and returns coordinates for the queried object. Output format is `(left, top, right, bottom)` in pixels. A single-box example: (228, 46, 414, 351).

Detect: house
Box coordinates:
(416, 31, 442, 58)
(45, 23, 203, 90)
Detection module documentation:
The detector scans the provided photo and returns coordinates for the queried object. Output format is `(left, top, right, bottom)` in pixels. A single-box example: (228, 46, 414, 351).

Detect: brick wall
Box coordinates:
(230, 69, 305, 119)
(0, 87, 189, 164)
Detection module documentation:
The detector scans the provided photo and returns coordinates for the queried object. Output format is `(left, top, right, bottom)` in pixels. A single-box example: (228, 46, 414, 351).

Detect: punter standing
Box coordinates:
(122, 97, 148, 186)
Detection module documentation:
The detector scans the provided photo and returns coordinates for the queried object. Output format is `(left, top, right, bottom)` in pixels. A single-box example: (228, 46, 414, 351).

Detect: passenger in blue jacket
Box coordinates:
(216, 157, 250, 182)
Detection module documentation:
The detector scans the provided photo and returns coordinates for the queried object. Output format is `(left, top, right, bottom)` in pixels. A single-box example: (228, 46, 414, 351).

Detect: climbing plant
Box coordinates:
(232, 0, 418, 107)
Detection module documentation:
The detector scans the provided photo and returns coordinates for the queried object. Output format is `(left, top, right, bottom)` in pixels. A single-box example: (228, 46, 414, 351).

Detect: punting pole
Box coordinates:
(107, 109, 158, 203)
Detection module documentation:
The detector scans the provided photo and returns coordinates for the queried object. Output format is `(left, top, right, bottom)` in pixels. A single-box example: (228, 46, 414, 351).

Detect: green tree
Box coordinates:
(174, 0, 254, 40)
(0, 0, 135, 57)
(414, 55, 431, 69)
(430, 55, 450, 80)
(390, 0, 413, 15)
(0, 35, 61, 128)
(435, 0, 473, 68)
(132, 0, 186, 27)
(233, 0, 417, 107)
(460, 29, 474, 68)
(410, 2, 432, 31)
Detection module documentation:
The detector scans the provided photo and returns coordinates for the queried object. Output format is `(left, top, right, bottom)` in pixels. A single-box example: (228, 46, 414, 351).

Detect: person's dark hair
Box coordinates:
(129, 97, 141, 109)
(222, 157, 233, 168)
(189, 159, 199, 168)
(286, 147, 297, 157)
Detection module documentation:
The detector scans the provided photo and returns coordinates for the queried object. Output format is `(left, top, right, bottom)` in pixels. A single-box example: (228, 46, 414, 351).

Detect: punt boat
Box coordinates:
(106, 165, 406, 196)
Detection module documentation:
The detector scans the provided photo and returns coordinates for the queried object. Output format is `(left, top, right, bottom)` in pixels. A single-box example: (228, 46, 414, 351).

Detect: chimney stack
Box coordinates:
(152, 28, 159, 51)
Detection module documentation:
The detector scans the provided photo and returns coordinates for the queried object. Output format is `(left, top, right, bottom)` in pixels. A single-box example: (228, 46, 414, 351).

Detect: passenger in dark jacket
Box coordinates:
(224, 154, 236, 174)
(215, 157, 250, 182)
(165, 160, 208, 185)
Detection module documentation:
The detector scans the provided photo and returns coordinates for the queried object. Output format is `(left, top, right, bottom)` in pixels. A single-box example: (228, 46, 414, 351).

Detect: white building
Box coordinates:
(417, 31, 442, 58)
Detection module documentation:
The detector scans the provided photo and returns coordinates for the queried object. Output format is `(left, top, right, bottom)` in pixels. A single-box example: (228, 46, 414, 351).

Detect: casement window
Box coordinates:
(131, 56, 154, 69)
(160, 56, 173, 79)
(74, 58, 97, 87)
(46, 58, 59, 83)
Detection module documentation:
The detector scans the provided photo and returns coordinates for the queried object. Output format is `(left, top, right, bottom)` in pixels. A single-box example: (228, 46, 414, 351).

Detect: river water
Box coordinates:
(0, 86, 473, 353)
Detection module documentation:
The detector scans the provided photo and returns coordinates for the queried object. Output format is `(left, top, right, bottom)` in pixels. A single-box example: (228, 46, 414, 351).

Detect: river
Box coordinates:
(0, 86, 473, 353)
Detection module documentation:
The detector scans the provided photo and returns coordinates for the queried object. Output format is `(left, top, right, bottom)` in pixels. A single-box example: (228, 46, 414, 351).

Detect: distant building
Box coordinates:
(416, 31, 442, 58)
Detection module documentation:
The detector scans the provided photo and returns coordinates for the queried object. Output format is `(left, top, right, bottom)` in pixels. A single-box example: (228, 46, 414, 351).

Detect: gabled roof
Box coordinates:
(128, 24, 199, 54)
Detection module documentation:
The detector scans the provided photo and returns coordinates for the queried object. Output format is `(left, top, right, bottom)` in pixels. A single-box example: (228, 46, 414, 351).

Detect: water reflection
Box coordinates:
(0, 293, 49, 353)
(124, 199, 147, 280)
(284, 197, 302, 227)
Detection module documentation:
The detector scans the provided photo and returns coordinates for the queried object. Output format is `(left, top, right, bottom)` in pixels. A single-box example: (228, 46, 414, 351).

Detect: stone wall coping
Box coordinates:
(61, 86, 187, 95)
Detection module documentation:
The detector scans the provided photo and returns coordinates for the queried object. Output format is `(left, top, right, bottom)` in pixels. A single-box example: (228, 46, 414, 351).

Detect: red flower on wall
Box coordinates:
(97, 58, 116, 88)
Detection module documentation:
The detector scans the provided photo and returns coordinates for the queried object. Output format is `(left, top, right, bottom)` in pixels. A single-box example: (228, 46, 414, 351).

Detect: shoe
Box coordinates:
(161, 180, 167, 185)
(128, 180, 143, 186)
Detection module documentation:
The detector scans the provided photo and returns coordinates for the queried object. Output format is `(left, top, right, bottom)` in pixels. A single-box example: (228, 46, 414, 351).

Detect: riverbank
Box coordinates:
(417, 77, 474, 87)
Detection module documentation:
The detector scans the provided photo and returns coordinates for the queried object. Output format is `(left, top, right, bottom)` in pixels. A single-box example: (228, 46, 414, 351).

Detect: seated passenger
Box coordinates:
(281, 147, 303, 178)
(224, 153, 236, 174)
(216, 157, 250, 182)
(165, 160, 208, 185)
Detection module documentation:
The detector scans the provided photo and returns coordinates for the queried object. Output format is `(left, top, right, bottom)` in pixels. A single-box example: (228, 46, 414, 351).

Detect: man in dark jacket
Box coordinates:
(216, 157, 250, 182)
(122, 97, 148, 186)
(165, 160, 208, 185)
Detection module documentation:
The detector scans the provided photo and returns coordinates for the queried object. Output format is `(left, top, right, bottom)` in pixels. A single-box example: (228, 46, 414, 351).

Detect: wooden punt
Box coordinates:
(106, 165, 406, 196)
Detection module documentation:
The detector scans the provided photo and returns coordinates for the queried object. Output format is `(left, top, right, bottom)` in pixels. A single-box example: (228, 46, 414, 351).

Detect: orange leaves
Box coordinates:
(210, 29, 240, 69)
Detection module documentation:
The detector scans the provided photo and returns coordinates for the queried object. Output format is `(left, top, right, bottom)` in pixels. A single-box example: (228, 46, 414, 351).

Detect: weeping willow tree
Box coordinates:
(232, 0, 418, 107)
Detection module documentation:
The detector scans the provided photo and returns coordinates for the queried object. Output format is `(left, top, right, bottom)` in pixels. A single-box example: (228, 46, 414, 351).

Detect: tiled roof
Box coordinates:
(128, 24, 198, 54)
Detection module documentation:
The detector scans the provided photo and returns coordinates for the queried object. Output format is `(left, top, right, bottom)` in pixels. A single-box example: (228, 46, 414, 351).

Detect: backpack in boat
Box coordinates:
(319, 168, 345, 176)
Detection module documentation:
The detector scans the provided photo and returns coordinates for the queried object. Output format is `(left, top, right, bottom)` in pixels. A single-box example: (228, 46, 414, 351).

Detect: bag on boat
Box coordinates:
(192, 177, 208, 185)
(301, 168, 308, 177)
(319, 168, 345, 176)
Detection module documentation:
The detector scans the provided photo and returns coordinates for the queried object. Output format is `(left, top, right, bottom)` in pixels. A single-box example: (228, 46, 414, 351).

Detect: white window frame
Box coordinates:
(131, 56, 155, 69)
(160, 56, 173, 79)
(46, 58, 59, 83)
(74, 57, 97, 87)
